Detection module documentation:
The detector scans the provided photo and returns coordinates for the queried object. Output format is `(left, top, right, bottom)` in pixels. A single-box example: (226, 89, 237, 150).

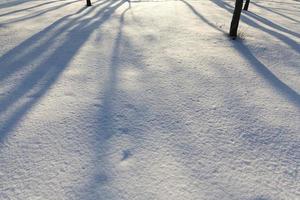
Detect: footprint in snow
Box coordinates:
(118, 127, 129, 134)
(95, 174, 108, 183)
(121, 149, 132, 161)
(125, 103, 136, 110)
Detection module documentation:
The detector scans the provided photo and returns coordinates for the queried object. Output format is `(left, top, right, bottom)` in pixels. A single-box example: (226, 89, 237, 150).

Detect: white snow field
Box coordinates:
(0, 0, 299, 199)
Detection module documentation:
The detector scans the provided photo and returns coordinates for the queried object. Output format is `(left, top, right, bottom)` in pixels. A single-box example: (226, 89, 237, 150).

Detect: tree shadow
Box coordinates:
(210, 0, 300, 54)
(163, 46, 298, 200)
(0, 0, 33, 9)
(180, 0, 226, 34)
(95, 7, 131, 141)
(182, 0, 299, 106)
(0, 0, 127, 143)
(234, 41, 300, 107)
(0, 0, 110, 83)
(245, 11, 300, 39)
(74, 6, 152, 199)
(175, 2, 299, 197)
(0, 0, 81, 26)
(251, 1, 300, 24)
(0, 0, 67, 17)
(177, 0, 300, 151)
(81, 1, 299, 198)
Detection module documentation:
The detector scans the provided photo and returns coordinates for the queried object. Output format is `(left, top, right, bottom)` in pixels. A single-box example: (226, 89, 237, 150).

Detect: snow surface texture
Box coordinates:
(0, 0, 299, 199)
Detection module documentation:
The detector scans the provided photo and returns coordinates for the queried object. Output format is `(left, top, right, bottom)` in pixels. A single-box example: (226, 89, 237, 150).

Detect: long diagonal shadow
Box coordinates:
(252, 1, 300, 24)
(180, 0, 300, 107)
(0, 0, 81, 26)
(0, 0, 69, 17)
(76, 7, 131, 199)
(0, 0, 127, 142)
(0, 0, 32, 9)
(233, 42, 300, 107)
(96, 6, 130, 140)
(0, 0, 110, 83)
(246, 11, 300, 39)
(180, 0, 226, 34)
(211, 0, 300, 54)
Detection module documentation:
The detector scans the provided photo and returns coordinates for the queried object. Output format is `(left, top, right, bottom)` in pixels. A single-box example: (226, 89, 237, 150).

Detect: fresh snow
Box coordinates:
(0, 0, 299, 199)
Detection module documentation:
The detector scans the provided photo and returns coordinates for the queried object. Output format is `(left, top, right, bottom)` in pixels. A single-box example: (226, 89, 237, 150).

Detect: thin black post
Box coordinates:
(229, 0, 243, 38)
(244, 0, 250, 11)
(86, 0, 92, 6)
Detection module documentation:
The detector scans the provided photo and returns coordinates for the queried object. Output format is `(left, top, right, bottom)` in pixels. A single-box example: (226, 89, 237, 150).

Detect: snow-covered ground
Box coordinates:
(0, 0, 299, 199)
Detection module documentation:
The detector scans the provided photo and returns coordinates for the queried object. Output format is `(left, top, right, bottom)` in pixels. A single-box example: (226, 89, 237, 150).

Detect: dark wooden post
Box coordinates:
(229, 0, 243, 38)
(244, 0, 250, 11)
(86, 0, 92, 6)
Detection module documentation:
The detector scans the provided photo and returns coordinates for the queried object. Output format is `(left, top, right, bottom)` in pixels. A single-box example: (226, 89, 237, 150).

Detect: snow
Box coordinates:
(0, 0, 299, 199)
